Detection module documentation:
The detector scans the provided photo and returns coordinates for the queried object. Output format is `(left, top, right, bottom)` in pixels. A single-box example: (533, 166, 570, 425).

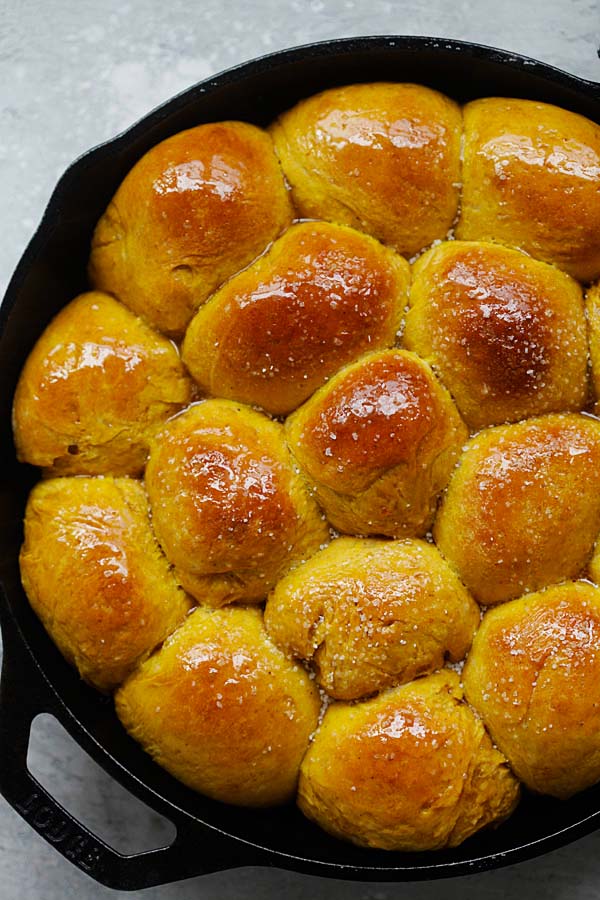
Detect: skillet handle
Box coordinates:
(0, 611, 256, 890)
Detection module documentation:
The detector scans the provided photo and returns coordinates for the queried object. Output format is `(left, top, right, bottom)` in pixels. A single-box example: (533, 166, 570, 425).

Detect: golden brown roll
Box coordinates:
(298, 671, 519, 851)
(145, 400, 329, 606)
(585, 282, 600, 409)
(589, 521, 600, 583)
(271, 82, 461, 257)
(456, 98, 600, 282)
(115, 605, 320, 807)
(434, 414, 600, 606)
(12, 291, 191, 477)
(182, 221, 409, 416)
(463, 582, 600, 798)
(19, 477, 191, 692)
(405, 241, 588, 430)
(89, 121, 293, 337)
(286, 349, 468, 537)
(265, 536, 479, 700)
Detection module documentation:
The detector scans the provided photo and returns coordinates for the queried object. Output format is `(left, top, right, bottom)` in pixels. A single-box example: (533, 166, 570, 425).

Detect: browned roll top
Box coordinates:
(457, 98, 600, 281)
(271, 82, 462, 256)
(145, 400, 329, 606)
(89, 121, 293, 337)
(405, 241, 588, 429)
(286, 348, 467, 537)
(182, 221, 409, 416)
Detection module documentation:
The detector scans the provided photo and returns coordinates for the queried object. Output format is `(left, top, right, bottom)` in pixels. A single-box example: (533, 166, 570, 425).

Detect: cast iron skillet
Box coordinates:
(1, 35, 600, 891)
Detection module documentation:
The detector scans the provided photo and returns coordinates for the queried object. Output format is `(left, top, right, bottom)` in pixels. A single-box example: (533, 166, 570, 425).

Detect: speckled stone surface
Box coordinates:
(1, 0, 600, 896)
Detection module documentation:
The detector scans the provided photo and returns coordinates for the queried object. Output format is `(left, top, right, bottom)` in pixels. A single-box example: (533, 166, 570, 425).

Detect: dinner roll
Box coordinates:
(271, 82, 461, 257)
(182, 221, 409, 416)
(463, 582, 600, 798)
(20, 477, 191, 692)
(589, 517, 600, 583)
(298, 671, 519, 851)
(286, 349, 467, 537)
(434, 414, 600, 605)
(89, 121, 293, 337)
(456, 98, 600, 281)
(12, 291, 191, 477)
(116, 605, 320, 806)
(265, 537, 479, 700)
(405, 241, 588, 430)
(145, 400, 329, 606)
(585, 281, 600, 408)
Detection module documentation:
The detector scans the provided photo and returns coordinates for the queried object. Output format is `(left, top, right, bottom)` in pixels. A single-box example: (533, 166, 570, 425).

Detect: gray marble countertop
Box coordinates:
(1, 0, 600, 896)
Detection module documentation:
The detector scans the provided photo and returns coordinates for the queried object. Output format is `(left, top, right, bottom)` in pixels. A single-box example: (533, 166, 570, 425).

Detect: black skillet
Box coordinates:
(1, 36, 600, 891)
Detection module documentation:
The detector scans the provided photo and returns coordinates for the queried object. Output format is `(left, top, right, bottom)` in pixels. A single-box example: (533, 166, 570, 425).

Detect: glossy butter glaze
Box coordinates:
(271, 82, 462, 256)
(19, 477, 191, 692)
(434, 413, 600, 604)
(286, 348, 468, 536)
(405, 241, 588, 429)
(457, 98, 600, 281)
(464, 582, 600, 798)
(116, 605, 320, 806)
(89, 121, 293, 337)
(12, 291, 192, 476)
(182, 221, 409, 415)
(298, 671, 519, 851)
(145, 399, 329, 606)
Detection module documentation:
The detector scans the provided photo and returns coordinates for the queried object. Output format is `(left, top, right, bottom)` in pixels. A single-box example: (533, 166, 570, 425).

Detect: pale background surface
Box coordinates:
(1, 0, 600, 896)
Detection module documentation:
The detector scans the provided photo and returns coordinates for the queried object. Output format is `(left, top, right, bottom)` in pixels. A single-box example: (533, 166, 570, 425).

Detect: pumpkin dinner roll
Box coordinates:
(12, 291, 192, 477)
(89, 121, 293, 337)
(285, 349, 468, 537)
(434, 414, 600, 606)
(405, 241, 588, 430)
(19, 477, 191, 692)
(463, 582, 600, 799)
(270, 82, 462, 257)
(182, 221, 409, 416)
(264, 536, 479, 701)
(145, 400, 329, 607)
(456, 98, 600, 282)
(585, 281, 600, 409)
(298, 671, 519, 851)
(589, 504, 600, 583)
(115, 605, 321, 807)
